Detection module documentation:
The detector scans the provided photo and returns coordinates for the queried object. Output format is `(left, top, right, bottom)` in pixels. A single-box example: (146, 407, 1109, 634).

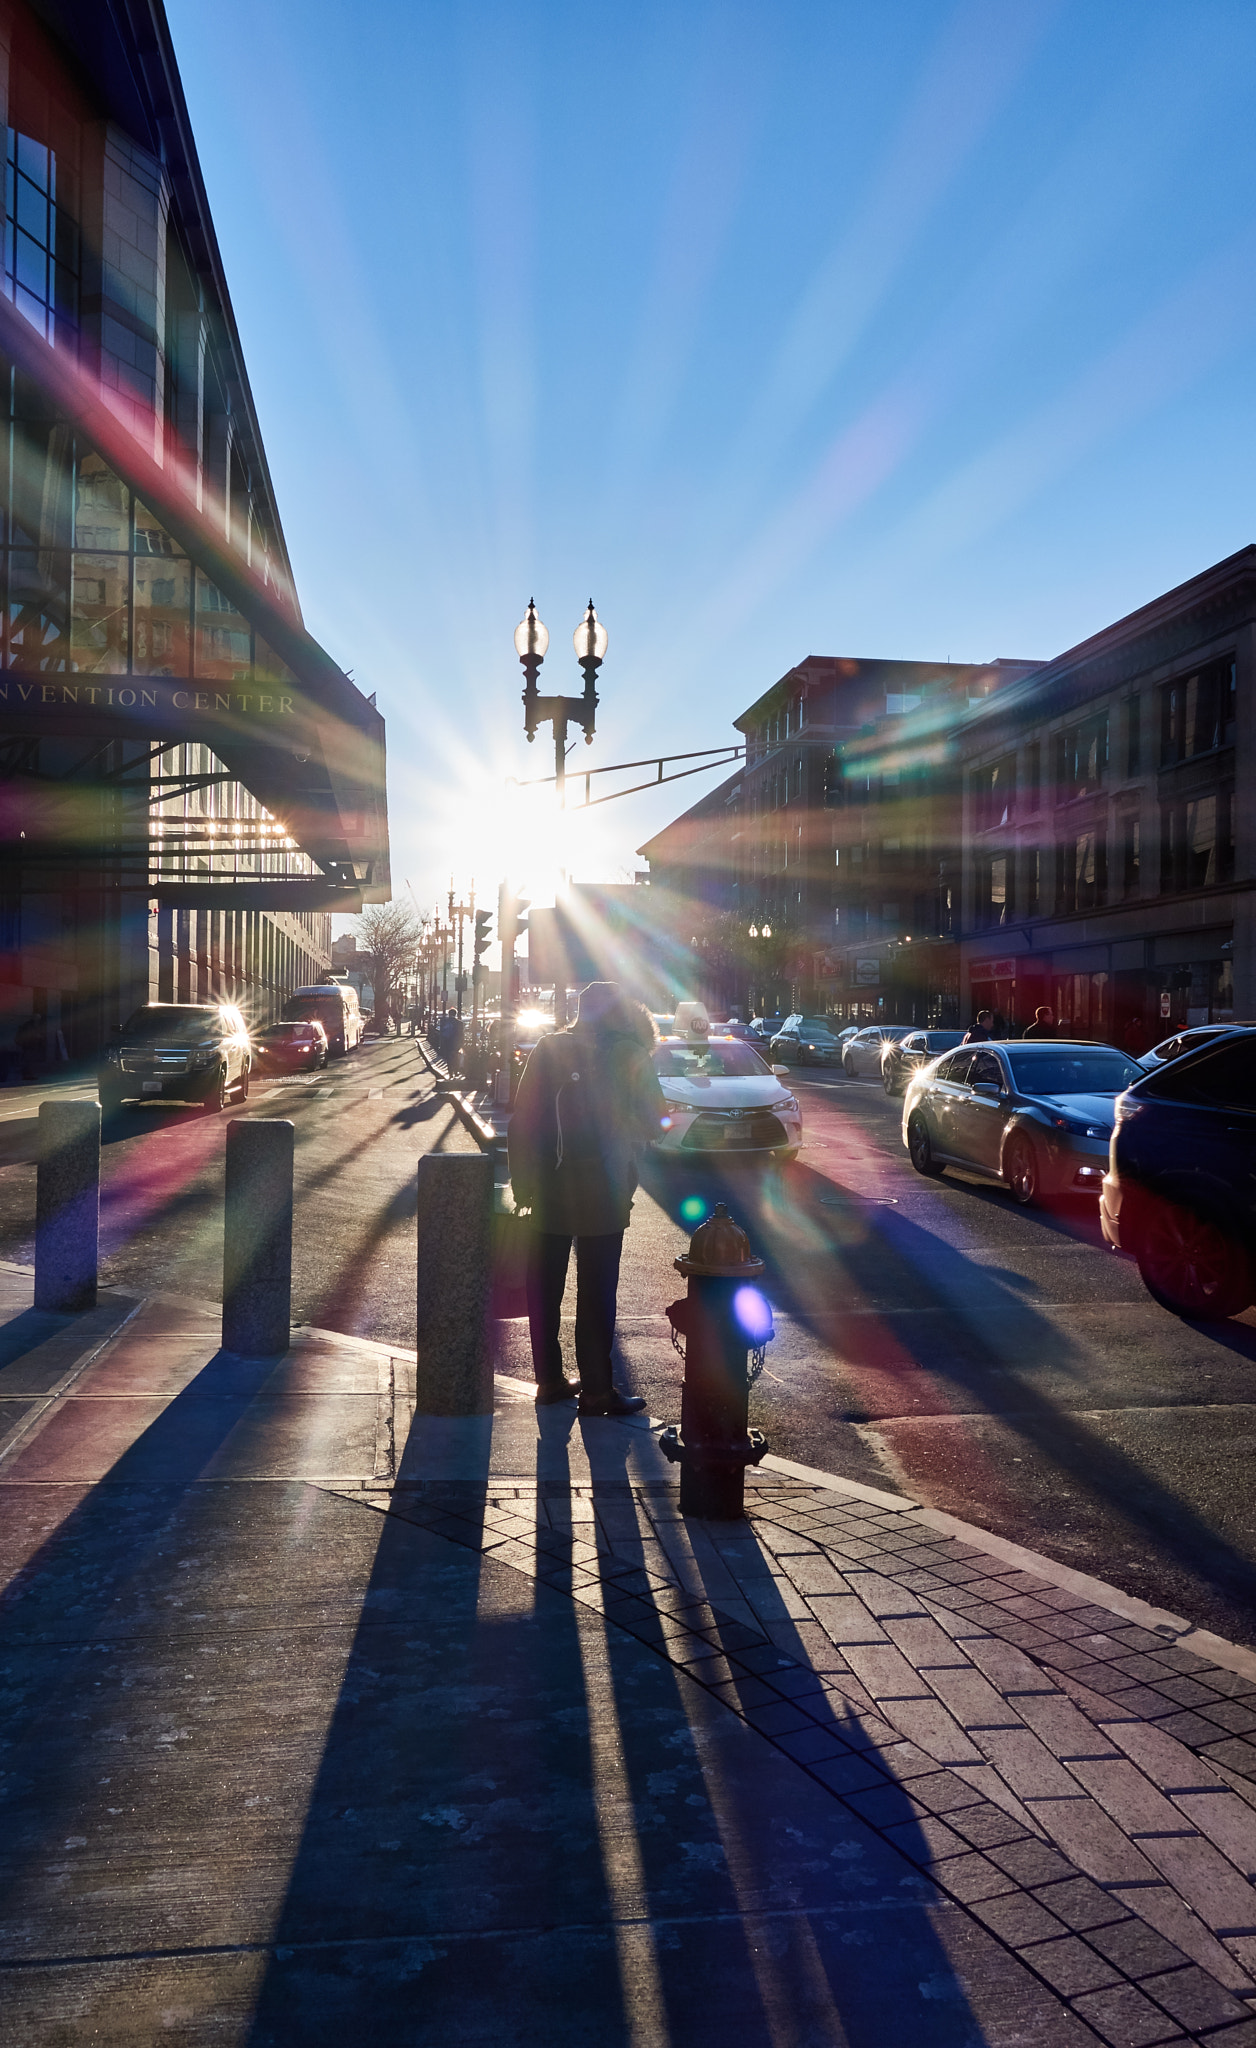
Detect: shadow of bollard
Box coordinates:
(223, 1119, 293, 1356)
(416, 1152, 492, 1414)
(35, 1098, 101, 1312)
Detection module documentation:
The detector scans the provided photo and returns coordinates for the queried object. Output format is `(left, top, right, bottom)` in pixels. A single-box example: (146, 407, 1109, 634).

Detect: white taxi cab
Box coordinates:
(651, 1005, 801, 1164)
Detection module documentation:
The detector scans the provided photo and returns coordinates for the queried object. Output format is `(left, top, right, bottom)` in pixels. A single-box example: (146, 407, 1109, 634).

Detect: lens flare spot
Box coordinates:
(733, 1285, 773, 1343)
(680, 1194, 707, 1225)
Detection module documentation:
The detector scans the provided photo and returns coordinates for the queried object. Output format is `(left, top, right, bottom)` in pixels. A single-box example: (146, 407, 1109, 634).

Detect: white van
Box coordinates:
(282, 982, 363, 1056)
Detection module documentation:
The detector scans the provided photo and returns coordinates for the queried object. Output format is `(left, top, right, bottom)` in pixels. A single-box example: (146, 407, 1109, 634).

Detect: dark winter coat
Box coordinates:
(508, 1006, 665, 1236)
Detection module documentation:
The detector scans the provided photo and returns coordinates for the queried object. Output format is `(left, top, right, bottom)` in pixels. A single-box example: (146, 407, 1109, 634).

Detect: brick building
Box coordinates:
(959, 548, 1254, 1044)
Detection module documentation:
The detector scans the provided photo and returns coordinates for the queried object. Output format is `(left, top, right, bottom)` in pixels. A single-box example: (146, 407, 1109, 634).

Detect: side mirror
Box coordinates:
(973, 1081, 1002, 1101)
(772, 1064, 789, 1078)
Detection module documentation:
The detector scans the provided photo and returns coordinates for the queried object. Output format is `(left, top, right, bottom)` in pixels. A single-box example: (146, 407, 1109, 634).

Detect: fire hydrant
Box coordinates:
(659, 1204, 771, 1519)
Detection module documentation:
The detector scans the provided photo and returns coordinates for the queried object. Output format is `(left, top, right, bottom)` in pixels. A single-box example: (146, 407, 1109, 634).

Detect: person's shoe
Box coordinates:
(578, 1388, 647, 1418)
(535, 1378, 581, 1406)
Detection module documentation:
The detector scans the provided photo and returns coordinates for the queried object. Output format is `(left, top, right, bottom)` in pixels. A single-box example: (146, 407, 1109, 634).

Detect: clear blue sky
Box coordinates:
(166, 0, 1256, 917)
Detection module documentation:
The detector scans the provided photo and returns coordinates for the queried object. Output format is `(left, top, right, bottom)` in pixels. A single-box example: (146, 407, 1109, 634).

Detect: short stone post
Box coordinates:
(416, 1152, 493, 1414)
(222, 1120, 293, 1355)
(35, 1099, 101, 1312)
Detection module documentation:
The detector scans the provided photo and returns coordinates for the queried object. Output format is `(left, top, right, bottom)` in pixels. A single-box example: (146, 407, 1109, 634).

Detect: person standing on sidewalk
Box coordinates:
(1022, 1004, 1057, 1039)
(508, 981, 666, 1415)
(963, 1008, 996, 1044)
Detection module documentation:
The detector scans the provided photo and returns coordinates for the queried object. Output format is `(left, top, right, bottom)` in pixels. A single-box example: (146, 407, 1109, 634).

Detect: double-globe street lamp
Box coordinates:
(514, 597, 608, 809)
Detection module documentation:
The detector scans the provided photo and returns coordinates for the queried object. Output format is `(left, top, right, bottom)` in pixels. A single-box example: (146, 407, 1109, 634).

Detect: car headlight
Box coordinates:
(1050, 1113, 1088, 1136)
(770, 1095, 796, 1111)
(190, 1039, 219, 1068)
(103, 1046, 121, 1065)
(1084, 1126, 1111, 1141)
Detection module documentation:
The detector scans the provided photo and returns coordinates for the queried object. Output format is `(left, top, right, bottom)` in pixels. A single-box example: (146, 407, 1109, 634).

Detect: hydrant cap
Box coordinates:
(675, 1202, 766, 1278)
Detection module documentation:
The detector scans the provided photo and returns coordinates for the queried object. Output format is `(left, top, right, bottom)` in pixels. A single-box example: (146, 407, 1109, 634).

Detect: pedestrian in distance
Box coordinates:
(508, 980, 666, 1416)
(1022, 1005, 1057, 1039)
(963, 1008, 996, 1044)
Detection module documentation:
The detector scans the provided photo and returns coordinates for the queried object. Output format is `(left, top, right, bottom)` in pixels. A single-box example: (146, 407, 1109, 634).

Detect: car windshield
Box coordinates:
(262, 1023, 314, 1040)
(1003, 1047, 1144, 1095)
(122, 1006, 218, 1041)
(923, 1031, 964, 1052)
(798, 1018, 835, 1035)
(654, 1041, 772, 1079)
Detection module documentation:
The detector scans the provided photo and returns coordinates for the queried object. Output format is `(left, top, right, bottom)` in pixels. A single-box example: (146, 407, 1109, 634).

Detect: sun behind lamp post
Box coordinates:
(514, 597, 607, 809)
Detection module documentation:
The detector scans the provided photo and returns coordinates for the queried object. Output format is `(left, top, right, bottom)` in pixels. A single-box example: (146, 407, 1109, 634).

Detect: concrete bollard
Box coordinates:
(35, 1099, 101, 1312)
(416, 1152, 493, 1414)
(222, 1119, 294, 1355)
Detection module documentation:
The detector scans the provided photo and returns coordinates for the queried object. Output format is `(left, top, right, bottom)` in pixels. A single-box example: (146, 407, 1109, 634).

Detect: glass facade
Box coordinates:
(0, 373, 299, 686)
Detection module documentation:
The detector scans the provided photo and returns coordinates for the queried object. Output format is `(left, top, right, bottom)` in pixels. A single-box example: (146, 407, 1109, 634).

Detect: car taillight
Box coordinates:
(1113, 1097, 1140, 1126)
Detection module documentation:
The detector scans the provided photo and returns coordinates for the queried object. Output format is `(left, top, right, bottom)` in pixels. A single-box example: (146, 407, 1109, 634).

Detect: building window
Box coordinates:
(1054, 713, 1108, 803)
(1160, 791, 1234, 893)
(1056, 829, 1106, 913)
(1160, 659, 1235, 765)
(977, 752, 1016, 831)
(1122, 815, 1140, 896)
(975, 853, 1011, 928)
(1126, 695, 1141, 777)
(3, 128, 79, 347)
(1024, 848, 1041, 918)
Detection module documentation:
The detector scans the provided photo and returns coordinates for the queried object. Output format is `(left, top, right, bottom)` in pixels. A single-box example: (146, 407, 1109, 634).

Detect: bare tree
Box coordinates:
(356, 901, 421, 1031)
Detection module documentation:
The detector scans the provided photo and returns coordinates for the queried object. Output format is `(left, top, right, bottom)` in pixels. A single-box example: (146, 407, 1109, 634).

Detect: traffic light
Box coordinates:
(497, 881, 531, 956)
(473, 909, 492, 968)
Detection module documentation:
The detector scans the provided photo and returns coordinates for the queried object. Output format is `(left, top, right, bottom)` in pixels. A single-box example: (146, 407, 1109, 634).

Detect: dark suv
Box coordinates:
(99, 1002, 253, 1116)
(1102, 1028, 1256, 1319)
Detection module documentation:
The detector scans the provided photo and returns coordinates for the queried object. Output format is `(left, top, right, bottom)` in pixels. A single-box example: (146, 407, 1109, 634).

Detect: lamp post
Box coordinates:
(515, 597, 607, 808)
(748, 921, 773, 1017)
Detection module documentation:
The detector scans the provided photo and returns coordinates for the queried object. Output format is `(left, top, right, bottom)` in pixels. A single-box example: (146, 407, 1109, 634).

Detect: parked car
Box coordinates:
(1101, 1027, 1256, 1319)
(902, 1039, 1145, 1204)
(746, 1015, 784, 1048)
(652, 1034, 801, 1163)
(253, 1019, 328, 1073)
(1136, 1024, 1248, 1071)
(99, 1002, 252, 1115)
(881, 1028, 965, 1095)
(769, 1014, 845, 1066)
(843, 1024, 912, 1077)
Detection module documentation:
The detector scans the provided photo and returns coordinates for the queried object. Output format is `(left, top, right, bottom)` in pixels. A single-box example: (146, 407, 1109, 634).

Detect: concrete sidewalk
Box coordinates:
(2, 1263, 1256, 2043)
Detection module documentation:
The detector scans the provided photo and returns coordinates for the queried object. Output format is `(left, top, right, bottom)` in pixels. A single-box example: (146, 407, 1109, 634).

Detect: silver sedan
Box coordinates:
(902, 1040, 1146, 1205)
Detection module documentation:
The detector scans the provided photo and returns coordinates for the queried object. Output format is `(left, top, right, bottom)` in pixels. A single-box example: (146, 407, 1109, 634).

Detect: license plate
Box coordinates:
(141, 1080, 162, 1094)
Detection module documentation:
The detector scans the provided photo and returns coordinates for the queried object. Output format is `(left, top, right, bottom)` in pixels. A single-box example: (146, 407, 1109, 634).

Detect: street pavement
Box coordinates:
(492, 1068, 1256, 1653)
(2, 1037, 1250, 1650)
(0, 1038, 474, 1347)
(4, 1262, 1256, 2044)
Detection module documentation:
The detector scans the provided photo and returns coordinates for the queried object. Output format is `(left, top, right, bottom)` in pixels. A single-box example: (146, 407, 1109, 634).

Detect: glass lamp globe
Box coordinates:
(748, 923, 758, 937)
(762, 923, 772, 938)
(514, 600, 549, 660)
(573, 600, 608, 663)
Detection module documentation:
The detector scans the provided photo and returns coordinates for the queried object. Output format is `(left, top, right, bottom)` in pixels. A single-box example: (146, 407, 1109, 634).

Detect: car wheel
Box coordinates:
(207, 1066, 230, 1114)
(236, 1063, 250, 1102)
(1004, 1134, 1040, 1207)
(883, 1066, 898, 1095)
(1136, 1201, 1254, 1320)
(842, 1055, 855, 1076)
(907, 1112, 944, 1178)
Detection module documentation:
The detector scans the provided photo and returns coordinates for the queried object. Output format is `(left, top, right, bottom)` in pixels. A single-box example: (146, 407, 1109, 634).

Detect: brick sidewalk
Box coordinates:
(5, 1255, 1256, 2043)
(343, 1395, 1256, 2048)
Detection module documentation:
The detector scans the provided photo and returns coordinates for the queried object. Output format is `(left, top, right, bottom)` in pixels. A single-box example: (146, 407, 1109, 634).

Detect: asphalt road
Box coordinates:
(501, 1065, 1256, 1652)
(0, 1037, 475, 1347)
